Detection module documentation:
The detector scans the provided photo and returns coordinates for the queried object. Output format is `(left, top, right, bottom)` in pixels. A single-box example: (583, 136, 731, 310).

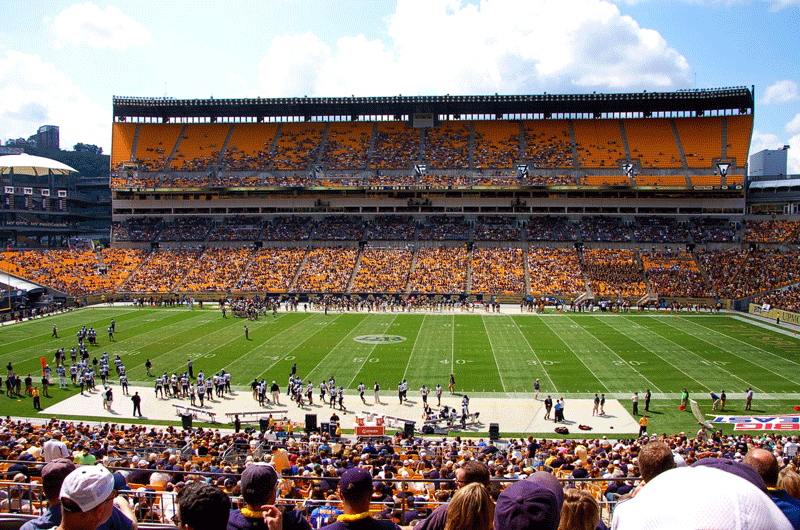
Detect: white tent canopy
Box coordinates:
(0, 153, 77, 176)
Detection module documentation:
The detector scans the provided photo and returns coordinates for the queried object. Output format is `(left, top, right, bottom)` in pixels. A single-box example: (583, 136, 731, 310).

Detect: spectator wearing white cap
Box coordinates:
(58, 465, 119, 530)
(611, 466, 792, 530)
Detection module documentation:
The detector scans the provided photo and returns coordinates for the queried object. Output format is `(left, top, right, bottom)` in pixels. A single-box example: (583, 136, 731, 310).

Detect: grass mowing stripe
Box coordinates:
(157, 313, 308, 378)
(538, 316, 623, 393)
(480, 316, 508, 392)
(303, 314, 382, 387)
(124, 312, 254, 377)
(453, 315, 502, 393)
(607, 316, 712, 392)
(507, 316, 557, 393)
(634, 317, 766, 393)
(580, 316, 663, 393)
(659, 317, 796, 388)
(0, 308, 182, 365)
(401, 315, 452, 389)
(342, 314, 402, 388)
(676, 316, 800, 368)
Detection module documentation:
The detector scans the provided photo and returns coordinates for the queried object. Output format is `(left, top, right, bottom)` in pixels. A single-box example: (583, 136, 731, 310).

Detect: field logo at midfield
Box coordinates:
(354, 334, 407, 344)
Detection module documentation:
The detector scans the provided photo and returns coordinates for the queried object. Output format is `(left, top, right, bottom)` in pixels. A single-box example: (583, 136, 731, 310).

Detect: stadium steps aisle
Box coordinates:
(670, 119, 690, 173)
(568, 120, 578, 169)
(465, 246, 473, 293)
(116, 249, 153, 291)
(518, 121, 526, 158)
(404, 247, 419, 294)
(217, 124, 235, 163)
(523, 248, 530, 296)
(165, 124, 188, 169)
(366, 122, 378, 169)
(171, 248, 205, 292)
(316, 123, 330, 165)
(347, 247, 364, 293)
(721, 117, 728, 159)
(130, 124, 141, 161)
(468, 121, 475, 170)
(288, 248, 311, 291)
(619, 120, 632, 168)
(690, 249, 714, 289)
(634, 249, 654, 296)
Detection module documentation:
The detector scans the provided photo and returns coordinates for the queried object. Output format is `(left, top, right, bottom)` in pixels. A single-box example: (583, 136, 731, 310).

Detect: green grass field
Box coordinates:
(2, 307, 799, 435)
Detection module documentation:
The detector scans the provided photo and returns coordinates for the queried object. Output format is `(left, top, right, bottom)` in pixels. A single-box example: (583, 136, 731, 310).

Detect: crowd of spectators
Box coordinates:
(632, 220, 689, 244)
(523, 123, 573, 168)
(580, 218, 632, 243)
(409, 248, 468, 294)
(371, 124, 420, 169)
(270, 125, 325, 171)
(365, 217, 416, 241)
(743, 220, 800, 243)
(314, 217, 365, 241)
(123, 249, 201, 292)
(351, 248, 413, 293)
(113, 218, 163, 242)
(424, 123, 471, 169)
(1, 249, 146, 296)
(640, 250, 711, 298)
(157, 218, 212, 242)
(582, 249, 646, 297)
(262, 217, 313, 241)
(753, 285, 800, 313)
(695, 248, 748, 298)
(473, 217, 521, 241)
(721, 249, 800, 299)
(180, 248, 254, 292)
(416, 217, 470, 241)
(207, 217, 264, 242)
(689, 218, 738, 243)
(528, 248, 585, 296)
(470, 248, 525, 295)
(3, 416, 800, 529)
(294, 248, 358, 293)
(525, 217, 576, 242)
(235, 248, 306, 292)
(321, 123, 371, 170)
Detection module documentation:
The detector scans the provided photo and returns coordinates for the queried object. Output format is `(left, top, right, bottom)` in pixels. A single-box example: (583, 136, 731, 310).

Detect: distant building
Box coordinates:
(749, 147, 788, 177)
(32, 125, 60, 150)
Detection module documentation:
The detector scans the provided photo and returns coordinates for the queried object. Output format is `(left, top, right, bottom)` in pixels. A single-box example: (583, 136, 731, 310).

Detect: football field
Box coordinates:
(2, 306, 799, 433)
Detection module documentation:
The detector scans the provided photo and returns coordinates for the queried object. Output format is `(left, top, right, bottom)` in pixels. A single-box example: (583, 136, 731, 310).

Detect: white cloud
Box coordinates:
(50, 2, 152, 51)
(749, 130, 783, 155)
(786, 112, 800, 134)
(760, 80, 800, 105)
(0, 50, 109, 151)
(788, 135, 800, 174)
(765, 0, 800, 11)
(255, 0, 691, 97)
(749, 129, 800, 174)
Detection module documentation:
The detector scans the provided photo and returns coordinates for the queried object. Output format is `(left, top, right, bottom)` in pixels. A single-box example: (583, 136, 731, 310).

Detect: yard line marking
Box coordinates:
(602, 316, 707, 390)
(481, 315, 507, 393)
(343, 314, 399, 388)
(630, 316, 765, 393)
(401, 314, 426, 381)
(662, 317, 796, 386)
(538, 315, 610, 393)
(681, 315, 800, 367)
(582, 316, 663, 393)
(507, 315, 558, 393)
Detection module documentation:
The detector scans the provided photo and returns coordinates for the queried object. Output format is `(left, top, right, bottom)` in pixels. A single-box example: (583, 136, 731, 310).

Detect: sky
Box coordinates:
(1, 0, 799, 173)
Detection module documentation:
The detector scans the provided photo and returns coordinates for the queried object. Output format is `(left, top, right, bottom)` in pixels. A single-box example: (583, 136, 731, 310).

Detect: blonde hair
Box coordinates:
(558, 489, 600, 530)
(778, 466, 800, 501)
(444, 483, 494, 530)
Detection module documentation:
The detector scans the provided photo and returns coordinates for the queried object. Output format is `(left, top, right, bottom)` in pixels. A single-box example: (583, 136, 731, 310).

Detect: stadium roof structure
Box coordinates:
(0, 153, 77, 176)
(113, 87, 754, 121)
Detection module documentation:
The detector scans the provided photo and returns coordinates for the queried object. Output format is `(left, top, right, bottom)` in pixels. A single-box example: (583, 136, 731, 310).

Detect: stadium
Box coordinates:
(1, 86, 800, 528)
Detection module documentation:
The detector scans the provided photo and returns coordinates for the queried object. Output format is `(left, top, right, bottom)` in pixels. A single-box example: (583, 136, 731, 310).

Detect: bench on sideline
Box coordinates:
(173, 404, 218, 423)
